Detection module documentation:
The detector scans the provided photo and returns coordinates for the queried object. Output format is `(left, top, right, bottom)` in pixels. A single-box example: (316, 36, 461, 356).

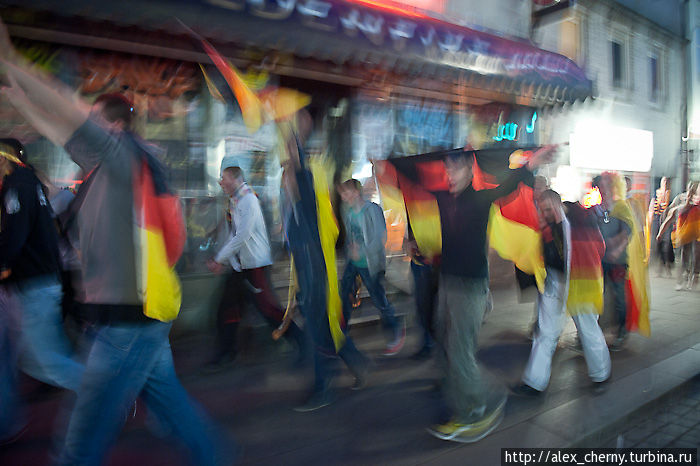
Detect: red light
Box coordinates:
(345, 0, 436, 18)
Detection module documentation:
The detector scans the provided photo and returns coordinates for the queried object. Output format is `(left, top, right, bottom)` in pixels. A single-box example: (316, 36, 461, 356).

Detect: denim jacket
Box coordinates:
(342, 201, 387, 277)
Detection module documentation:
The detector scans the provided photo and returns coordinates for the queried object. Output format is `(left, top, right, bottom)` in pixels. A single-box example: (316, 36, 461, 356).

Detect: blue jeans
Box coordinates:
(15, 275, 84, 392)
(340, 262, 398, 335)
(57, 321, 226, 466)
(411, 261, 438, 351)
(0, 285, 22, 439)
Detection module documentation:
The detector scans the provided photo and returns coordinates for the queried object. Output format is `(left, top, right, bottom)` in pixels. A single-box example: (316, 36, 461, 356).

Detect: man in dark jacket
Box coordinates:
(0, 140, 84, 442)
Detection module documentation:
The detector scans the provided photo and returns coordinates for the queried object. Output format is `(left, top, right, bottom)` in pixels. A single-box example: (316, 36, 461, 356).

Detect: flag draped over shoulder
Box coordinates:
(672, 205, 700, 247)
(308, 158, 346, 352)
(375, 147, 545, 291)
(131, 139, 186, 322)
(565, 202, 605, 315)
(610, 198, 650, 336)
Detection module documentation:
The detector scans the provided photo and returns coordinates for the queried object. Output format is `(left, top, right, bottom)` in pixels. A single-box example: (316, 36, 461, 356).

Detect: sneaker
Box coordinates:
(350, 375, 367, 391)
(591, 380, 609, 396)
(510, 383, 542, 397)
(609, 332, 627, 352)
(383, 322, 406, 357)
(350, 363, 369, 391)
(675, 283, 684, 291)
(293, 392, 333, 412)
(427, 399, 506, 443)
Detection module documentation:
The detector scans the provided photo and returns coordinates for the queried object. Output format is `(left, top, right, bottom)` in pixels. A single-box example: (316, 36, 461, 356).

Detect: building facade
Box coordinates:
(533, 0, 686, 199)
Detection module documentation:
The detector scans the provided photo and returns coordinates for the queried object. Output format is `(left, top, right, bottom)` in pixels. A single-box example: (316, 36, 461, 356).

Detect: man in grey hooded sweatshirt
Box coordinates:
(338, 179, 404, 356)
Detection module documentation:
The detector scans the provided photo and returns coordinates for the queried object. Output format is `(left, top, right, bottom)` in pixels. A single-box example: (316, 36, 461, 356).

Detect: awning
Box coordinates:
(1, 0, 593, 105)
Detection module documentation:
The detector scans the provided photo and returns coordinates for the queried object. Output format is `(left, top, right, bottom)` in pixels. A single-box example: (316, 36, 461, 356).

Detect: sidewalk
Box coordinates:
(1, 272, 698, 466)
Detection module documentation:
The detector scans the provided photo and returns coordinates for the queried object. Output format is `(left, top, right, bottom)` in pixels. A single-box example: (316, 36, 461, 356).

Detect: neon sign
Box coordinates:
(493, 111, 537, 141)
(526, 111, 537, 133)
(493, 122, 518, 141)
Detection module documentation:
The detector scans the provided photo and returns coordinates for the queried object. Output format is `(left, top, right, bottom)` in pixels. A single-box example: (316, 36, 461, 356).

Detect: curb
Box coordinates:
(566, 344, 700, 447)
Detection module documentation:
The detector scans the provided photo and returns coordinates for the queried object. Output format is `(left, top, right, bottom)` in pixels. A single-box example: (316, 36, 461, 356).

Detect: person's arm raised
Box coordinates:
(1, 60, 89, 147)
(0, 19, 89, 146)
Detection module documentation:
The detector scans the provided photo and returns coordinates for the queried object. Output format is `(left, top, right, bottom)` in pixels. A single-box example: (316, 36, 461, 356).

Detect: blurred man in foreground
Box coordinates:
(0, 21, 226, 464)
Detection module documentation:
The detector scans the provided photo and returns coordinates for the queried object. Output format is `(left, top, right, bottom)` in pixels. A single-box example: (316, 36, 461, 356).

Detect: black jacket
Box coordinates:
(0, 166, 61, 282)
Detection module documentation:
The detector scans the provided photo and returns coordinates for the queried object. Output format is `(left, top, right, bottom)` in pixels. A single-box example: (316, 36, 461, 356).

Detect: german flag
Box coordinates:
(131, 139, 187, 322)
(607, 174, 650, 336)
(565, 202, 606, 315)
(375, 147, 545, 291)
(672, 205, 700, 247)
(182, 20, 310, 133)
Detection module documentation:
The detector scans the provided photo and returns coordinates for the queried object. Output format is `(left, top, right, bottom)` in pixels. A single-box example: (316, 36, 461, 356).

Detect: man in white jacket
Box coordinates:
(207, 166, 304, 368)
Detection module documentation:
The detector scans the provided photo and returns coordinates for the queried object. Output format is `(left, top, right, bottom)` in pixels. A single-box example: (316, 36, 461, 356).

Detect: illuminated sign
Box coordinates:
(570, 121, 653, 172)
(493, 122, 518, 141)
(493, 112, 537, 142)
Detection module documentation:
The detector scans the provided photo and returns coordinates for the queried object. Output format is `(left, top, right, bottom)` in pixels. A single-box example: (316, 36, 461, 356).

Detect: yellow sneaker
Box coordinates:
(428, 397, 506, 443)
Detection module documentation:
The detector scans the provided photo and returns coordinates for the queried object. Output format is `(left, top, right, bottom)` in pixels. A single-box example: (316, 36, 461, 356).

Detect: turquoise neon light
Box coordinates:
(526, 112, 537, 133)
(493, 122, 518, 141)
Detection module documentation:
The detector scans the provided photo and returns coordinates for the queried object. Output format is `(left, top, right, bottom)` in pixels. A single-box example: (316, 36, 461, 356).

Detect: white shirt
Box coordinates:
(215, 184, 272, 270)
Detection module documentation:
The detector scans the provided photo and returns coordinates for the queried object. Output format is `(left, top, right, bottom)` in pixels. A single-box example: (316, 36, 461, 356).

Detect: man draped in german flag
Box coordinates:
(512, 190, 611, 398)
(658, 181, 700, 291)
(280, 118, 369, 413)
(377, 145, 555, 443)
(593, 172, 650, 351)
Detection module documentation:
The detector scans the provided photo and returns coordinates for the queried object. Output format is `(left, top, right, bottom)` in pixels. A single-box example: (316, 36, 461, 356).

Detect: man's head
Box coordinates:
(538, 189, 563, 224)
(92, 93, 134, 130)
(338, 178, 363, 205)
(660, 176, 669, 192)
(219, 166, 244, 197)
(596, 172, 618, 207)
(444, 152, 474, 194)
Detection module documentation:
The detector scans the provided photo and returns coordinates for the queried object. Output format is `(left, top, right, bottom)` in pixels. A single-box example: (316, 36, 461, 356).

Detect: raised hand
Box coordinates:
(527, 144, 559, 170)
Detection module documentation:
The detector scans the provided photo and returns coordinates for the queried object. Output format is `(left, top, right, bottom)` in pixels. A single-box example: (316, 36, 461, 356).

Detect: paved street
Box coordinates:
(1, 268, 699, 465)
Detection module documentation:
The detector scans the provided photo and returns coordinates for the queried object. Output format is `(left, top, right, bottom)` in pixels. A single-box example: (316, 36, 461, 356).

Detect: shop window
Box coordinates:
(611, 40, 624, 88)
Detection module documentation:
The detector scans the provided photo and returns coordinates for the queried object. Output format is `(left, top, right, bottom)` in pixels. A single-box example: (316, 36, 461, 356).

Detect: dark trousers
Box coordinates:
(411, 261, 438, 351)
(214, 266, 303, 362)
(602, 262, 627, 334)
(296, 257, 367, 395)
(340, 262, 398, 335)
